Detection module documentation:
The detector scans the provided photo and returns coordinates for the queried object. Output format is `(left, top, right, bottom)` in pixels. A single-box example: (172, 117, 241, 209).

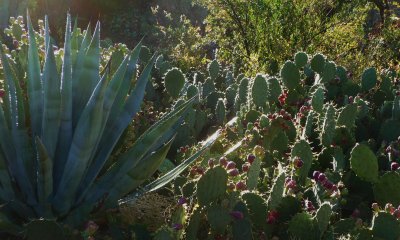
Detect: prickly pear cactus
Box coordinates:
(291, 140, 313, 184)
(215, 98, 226, 125)
(226, 85, 237, 107)
(311, 87, 325, 113)
(371, 212, 400, 240)
(393, 96, 400, 120)
(251, 74, 268, 108)
(310, 53, 326, 74)
(202, 77, 216, 98)
(280, 61, 300, 90)
(350, 143, 378, 182)
(321, 61, 336, 83)
(197, 167, 228, 206)
(268, 171, 286, 210)
(373, 172, 400, 206)
(208, 59, 220, 80)
(294, 52, 308, 68)
(320, 104, 336, 147)
(207, 204, 231, 234)
(186, 84, 198, 99)
(288, 212, 320, 240)
(361, 67, 377, 92)
(267, 77, 281, 102)
(302, 110, 315, 139)
(315, 202, 332, 236)
(242, 193, 268, 228)
(185, 208, 202, 240)
(238, 77, 249, 105)
(247, 153, 262, 190)
(164, 68, 185, 98)
(336, 104, 358, 129)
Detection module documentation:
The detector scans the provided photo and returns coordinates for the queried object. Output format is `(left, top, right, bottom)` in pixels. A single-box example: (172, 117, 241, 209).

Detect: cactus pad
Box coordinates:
(310, 53, 326, 74)
(350, 144, 378, 183)
(361, 67, 377, 92)
(288, 212, 320, 240)
(208, 59, 220, 80)
(281, 61, 300, 90)
(197, 167, 228, 206)
(373, 171, 400, 206)
(164, 68, 185, 98)
(294, 52, 308, 68)
(371, 212, 400, 240)
(315, 202, 332, 235)
(268, 171, 286, 210)
(311, 87, 325, 113)
(251, 74, 268, 107)
(291, 140, 313, 184)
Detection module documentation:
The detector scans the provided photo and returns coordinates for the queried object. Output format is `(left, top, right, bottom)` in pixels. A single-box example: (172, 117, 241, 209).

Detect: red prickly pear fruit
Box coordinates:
(293, 157, 304, 168)
(318, 173, 327, 183)
(312, 171, 321, 181)
(228, 168, 239, 177)
(219, 157, 228, 167)
(229, 211, 244, 220)
(391, 162, 399, 171)
(172, 223, 183, 230)
(208, 158, 215, 168)
(247, 154, 256, 164)
(177, 197, 187, 205)
(242, 163, 250, 172)
(226, 161, 236, 170)
(235, 181, 247, 191)
(196, 167, 205, 175)
(266, 210, 279, 224)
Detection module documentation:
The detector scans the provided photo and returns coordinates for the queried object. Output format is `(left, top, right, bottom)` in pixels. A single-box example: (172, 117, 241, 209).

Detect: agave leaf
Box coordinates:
(105, 137, 174, 205)
(108, 40, 142, 119)
(53, 73, 108, 214)
(44, 16, 50, 50)
(54, 14, 73, 188)
(72, 21, 100, 125)
(82, 96, 196, 205)
(71, 22, 92, 125)
(0, 46, 36, 205)
(41, 33, 61, 160)
(79, 56, 130, 183)
(35, 137, 53, 217)
(0, 105, 35, 205)
(27, 13, 43, 137)
(80, 54, 157, 197)
(0, 150, 14, 202)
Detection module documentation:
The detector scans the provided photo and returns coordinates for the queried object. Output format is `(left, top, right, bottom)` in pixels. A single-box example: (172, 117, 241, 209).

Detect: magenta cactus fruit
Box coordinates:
(235, 181, 247, 191)
(247, 154, 256, 164)
(230, 211, 244, 220)
(226, 161, 237, 170)
(219, 156, 228, 167)
(242, 163, 250, 172)
(391, 162, 399, 171)
(228, 168, 239, 177)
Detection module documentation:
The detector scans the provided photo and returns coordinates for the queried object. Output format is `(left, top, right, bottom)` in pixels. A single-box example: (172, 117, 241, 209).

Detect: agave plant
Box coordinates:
(0, 14, 199, 234)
